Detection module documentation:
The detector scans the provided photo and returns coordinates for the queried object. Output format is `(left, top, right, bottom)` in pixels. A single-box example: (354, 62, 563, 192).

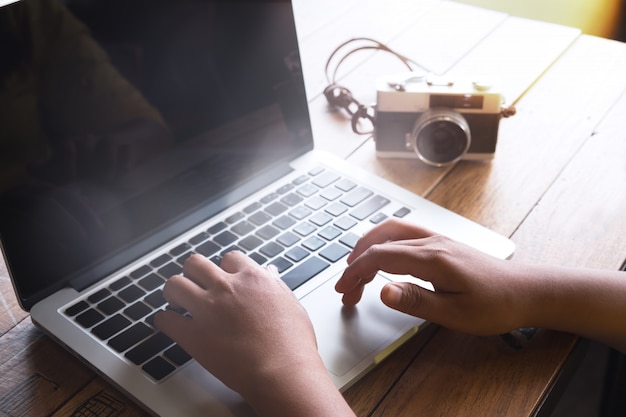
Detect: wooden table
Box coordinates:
(2, 0, 626, 415)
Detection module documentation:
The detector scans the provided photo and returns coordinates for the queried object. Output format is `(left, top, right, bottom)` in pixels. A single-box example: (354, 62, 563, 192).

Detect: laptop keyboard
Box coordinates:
(63, 166, 411, 382)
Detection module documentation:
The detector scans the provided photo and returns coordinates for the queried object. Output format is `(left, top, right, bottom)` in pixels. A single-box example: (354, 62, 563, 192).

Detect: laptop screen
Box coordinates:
(0, 0, 313, 309)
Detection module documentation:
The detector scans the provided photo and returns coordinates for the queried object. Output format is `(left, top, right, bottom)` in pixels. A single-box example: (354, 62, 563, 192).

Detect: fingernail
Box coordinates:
(384, 283, 403, 305)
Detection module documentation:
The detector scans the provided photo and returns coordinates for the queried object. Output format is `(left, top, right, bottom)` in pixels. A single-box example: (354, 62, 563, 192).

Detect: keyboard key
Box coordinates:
(319, 243, 350, 262)
(350, 195, 390, 220)
(225, 212, 245, 224)
(292, 174, 309, 185)
(76, 309, 105, 328)
(126, 332, 174, 365)
(312, 172, 340, 188)
(318, 225, 341, 241)
(260, 192, 279, 204)
(268, 256, 293, 273)
(341, 187, 373, 207)
(88, 288, 111, 303)
(164, 344, 192, 366)
(118, 285, 146, 303)
(293, 222, 316, 236)
(276, 183, 295, 194)
(280, 193, 303, 207)
(189, 232, 209, 245)
(207, 221, 227, 234)
(259, 242, 284, 258)
(231, 220, 255, 236)
(144, 290, 167, 308)
(281, 256, 329, 290)
(339, 232, 360, 249)
(214, 231, 238, 246)
(110, 276, 131, 291)
(249, 252, 268, 265)
(150, 254, 171, 268)
(289, 206, 311, 220)
(302, 236, 326, 251)
(334, 216, 357, 231)
(196, 240, 220, 256)
(177, 251, 195, 265)
(92, 314, 131, 340)
(108, 322, 154, 353)
(249, 211, 272, 226)
(256, 225, 280, 240)
(320, 187, 342, 201)
(309, 212, 332, 227)
(276, 231, 300, 247)
(66, 300, 89, 316)
(130, 265, 151, 279)
(97, 296, 125, 315)
(142, 356, 176, 381)
(138, 273, 165, 291)
(370, 212, 388, 224)
(335, 178, 356, 192)
(305, 196, 327, 210)
(393, 206, 411, 218)
(124, 301, 153, 321)
(297, 184, 318, 197)
(308, 166, 324, 176)
(243, 202, 262, 214)
(158, 262, 182, 278)
(265, 201, 288, 216)
(273, 214, 296, 230)
(325, 202, 347, 217)
(170, 242, 191, 256)
(239, 235, 264, 251)
(285, 246, 309, 262)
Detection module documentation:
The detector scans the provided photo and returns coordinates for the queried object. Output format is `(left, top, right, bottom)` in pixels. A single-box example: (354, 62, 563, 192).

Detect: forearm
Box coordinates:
(518, 263, 626, 352)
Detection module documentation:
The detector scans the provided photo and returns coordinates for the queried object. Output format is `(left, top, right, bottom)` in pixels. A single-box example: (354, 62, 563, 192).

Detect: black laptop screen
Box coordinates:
(0, 0, 313, 309)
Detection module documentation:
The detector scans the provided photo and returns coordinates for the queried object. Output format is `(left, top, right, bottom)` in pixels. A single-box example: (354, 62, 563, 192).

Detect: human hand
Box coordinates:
(335, 219, 527, 336)
(154, 252, 320, 397)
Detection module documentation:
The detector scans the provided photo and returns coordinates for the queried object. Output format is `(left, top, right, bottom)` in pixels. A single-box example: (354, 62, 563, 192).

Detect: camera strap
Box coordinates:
(323, 37, 425, 135)
(323, 37, 516, 135)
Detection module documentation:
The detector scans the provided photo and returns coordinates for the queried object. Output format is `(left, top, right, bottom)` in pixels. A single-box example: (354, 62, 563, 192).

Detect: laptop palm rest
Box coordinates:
(299, 273, 424, 378)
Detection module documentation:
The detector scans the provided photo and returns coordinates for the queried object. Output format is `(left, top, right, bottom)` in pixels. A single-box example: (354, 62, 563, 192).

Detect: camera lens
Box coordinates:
(409, 109, 471, 166)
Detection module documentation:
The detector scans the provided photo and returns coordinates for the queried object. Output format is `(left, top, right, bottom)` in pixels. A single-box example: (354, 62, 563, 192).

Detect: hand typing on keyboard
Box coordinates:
(154, 252, 356, 417)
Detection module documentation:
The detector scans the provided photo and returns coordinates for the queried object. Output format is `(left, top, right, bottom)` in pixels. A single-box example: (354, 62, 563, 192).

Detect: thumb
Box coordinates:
(381, 282, 435, 319)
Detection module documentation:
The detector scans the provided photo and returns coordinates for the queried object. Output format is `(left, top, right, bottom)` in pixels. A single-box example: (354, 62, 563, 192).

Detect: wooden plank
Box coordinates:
(51, 379, 146, 417)
(369, 329, 578, 417)
(510, 71, 626, 269)
(0, 320, 94, 417)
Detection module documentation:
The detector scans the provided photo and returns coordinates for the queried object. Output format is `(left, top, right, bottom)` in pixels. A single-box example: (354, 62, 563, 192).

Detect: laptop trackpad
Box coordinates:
(299, 273, 423, 377)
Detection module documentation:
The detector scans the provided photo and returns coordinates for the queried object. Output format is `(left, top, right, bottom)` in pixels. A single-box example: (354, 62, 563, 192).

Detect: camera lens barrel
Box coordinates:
(408, 109, 471, 167)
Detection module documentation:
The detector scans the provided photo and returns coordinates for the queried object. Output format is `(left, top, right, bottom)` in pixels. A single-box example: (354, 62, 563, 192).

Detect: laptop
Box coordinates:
(0, 0, 515, 415)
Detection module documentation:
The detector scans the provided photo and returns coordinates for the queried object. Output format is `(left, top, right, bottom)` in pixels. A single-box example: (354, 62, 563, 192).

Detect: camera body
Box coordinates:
(375, 73, 504, 166)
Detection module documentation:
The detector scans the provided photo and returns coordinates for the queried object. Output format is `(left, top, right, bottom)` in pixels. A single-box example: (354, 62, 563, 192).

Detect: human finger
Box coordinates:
(337, 237, 457, 305)
(219, 250, 258, 274)
(162, 274, 207, 317)
(183, 253, 227, 289)
(153, 309, 198, 352)
(346, 218, 435, 264)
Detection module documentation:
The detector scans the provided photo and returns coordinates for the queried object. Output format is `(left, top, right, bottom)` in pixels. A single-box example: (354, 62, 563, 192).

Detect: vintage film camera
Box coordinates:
(375, 73, 507, 166)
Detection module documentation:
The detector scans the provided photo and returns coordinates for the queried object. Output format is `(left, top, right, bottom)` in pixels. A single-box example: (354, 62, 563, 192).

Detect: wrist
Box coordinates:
(242, 355, 355, 417)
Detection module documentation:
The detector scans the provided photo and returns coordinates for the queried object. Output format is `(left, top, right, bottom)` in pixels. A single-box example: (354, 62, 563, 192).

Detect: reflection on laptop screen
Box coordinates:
(0, 0, 312, 309)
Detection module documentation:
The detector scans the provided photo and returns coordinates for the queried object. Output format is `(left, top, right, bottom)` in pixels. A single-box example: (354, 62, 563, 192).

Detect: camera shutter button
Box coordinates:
(472, 81, 492, 91)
